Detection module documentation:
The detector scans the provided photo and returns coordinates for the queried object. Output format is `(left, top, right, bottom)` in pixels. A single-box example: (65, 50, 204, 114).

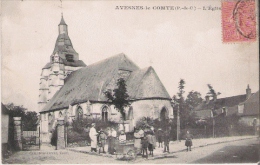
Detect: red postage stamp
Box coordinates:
(222, 0, 257, 43)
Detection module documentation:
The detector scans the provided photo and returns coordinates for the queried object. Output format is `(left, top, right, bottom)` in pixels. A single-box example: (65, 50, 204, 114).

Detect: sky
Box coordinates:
(1, 0, 259, 113)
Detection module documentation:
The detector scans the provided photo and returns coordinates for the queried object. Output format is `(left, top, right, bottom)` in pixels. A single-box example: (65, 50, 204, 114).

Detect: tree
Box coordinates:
(206, 84, 221, 137)
(206, 84, 221, 101)
(186, 91, 203, 110)
(5, 103, 38, 131)
(104, 78, 130, 121)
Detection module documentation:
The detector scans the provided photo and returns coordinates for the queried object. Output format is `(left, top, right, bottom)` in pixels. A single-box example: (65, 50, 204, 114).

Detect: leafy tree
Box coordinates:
(186, 91, 203, 110)
(104, 78, 130, 120)
(5, 103, 38, 131)
(172, 80, 201, 129)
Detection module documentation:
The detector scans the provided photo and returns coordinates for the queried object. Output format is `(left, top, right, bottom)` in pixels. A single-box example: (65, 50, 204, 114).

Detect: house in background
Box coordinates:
(194, 85, 253, 119)
(39, 16, 173, 143)
(1, 103, 10, 157)
(238, 91, 259, 128)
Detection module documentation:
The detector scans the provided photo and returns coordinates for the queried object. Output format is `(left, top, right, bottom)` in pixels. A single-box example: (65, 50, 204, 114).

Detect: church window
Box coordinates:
(59, 111, 63, 118)
(48, 113, 53, 124)
(102, 106, 108, 122)
(76, 106, 83, 120)
(66, 54, 74, 62)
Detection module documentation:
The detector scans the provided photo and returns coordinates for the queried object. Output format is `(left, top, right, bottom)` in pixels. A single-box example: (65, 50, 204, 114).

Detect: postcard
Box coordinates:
(1, 0, 259, 164)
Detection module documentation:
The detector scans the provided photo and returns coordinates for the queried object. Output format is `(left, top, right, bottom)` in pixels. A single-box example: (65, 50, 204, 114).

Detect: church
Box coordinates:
(38, 15, 173, 142)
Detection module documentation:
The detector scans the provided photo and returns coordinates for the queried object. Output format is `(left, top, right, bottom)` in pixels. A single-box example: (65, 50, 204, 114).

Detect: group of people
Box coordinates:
(88, 123, 125, 154)
(88, 123, 193, 157)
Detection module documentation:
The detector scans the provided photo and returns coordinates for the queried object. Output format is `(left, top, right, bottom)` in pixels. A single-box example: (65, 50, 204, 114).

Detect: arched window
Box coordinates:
(160, 107, 168, 121)
(59, 111, 63, 118)
(48, 113, 53, 124)
(102, 106, 108, 122)
(76, 106, 83, 120)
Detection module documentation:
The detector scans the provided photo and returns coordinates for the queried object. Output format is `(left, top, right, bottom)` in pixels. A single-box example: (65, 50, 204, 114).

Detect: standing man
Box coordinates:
(163, 130, 170, 153)
(89, 123, 98, 152)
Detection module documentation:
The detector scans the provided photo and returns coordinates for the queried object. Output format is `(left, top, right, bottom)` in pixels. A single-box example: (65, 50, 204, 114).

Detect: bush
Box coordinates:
(67, 129, 90, 144)
(71, 118, 118, 133)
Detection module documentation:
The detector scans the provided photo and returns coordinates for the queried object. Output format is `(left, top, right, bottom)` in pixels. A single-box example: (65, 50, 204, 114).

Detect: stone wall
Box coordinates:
(130, 99, 173, 122)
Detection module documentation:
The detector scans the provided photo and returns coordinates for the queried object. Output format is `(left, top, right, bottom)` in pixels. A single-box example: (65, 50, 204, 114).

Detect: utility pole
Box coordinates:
(211, 108, 215, 138)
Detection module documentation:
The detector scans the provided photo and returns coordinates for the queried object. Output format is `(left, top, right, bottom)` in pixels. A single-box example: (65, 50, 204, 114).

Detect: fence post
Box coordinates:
(13, 117, 22, 150)
(56, 119, 65, 150)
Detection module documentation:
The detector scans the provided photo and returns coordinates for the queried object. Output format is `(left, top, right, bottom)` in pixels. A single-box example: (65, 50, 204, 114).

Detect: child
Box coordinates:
(147, 131, 155, 157)
(98, 129, 107, 154)
(185, 131, 193, 152)
(163, 130, 170, 153)
(118, 131, 126, 142)
(157, 128, 163, 148)
(141, 133, 149, 159)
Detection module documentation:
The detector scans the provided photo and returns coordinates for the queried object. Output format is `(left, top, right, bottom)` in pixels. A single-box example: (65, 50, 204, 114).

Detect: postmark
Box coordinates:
(222, 0, 257, 43)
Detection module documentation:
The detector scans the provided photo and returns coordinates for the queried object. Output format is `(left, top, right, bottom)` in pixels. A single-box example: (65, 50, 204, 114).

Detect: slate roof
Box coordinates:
(40, 53, 171, 112)
(194, 94, 248, 111)
(240, 91, 259, 116)
(52, 33, 77, 55)
(194, 93, 253, 119)
(126, 66, 170, 100)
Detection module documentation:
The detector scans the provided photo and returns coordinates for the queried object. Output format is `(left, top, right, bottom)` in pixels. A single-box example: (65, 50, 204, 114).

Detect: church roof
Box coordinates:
(40, 53, 171, 112)
(59, 15, 67, 26)
(52, 33, 77, 55)
(126, 66, 171, 100)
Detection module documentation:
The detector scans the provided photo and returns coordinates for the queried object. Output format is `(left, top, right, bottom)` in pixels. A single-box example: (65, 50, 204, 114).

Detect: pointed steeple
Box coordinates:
(58, 14, 68, 35)
(59, 13, 67, 26)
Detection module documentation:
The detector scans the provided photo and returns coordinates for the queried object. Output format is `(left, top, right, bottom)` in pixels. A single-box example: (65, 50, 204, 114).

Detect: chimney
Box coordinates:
(205, 96, 210, 104)
(246, 84, 251, 99)
(213, 95, 217, 102)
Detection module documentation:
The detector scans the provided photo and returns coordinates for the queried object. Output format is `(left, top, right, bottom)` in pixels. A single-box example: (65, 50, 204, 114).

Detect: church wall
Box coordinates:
(69, 102, 121, 122)
(39, 89, 48, 103)
(39, 79, 48, 89)
(41, 68, 50, 77)
(130, 99, 173, 122)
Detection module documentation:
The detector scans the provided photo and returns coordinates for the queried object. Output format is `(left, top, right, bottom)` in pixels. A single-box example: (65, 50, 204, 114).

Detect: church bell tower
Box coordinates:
(38, 15, 86, 112)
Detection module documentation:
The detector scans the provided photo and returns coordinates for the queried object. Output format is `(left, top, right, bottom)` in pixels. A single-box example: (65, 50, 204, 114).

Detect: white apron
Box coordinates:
(89, 127, 97, 148)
